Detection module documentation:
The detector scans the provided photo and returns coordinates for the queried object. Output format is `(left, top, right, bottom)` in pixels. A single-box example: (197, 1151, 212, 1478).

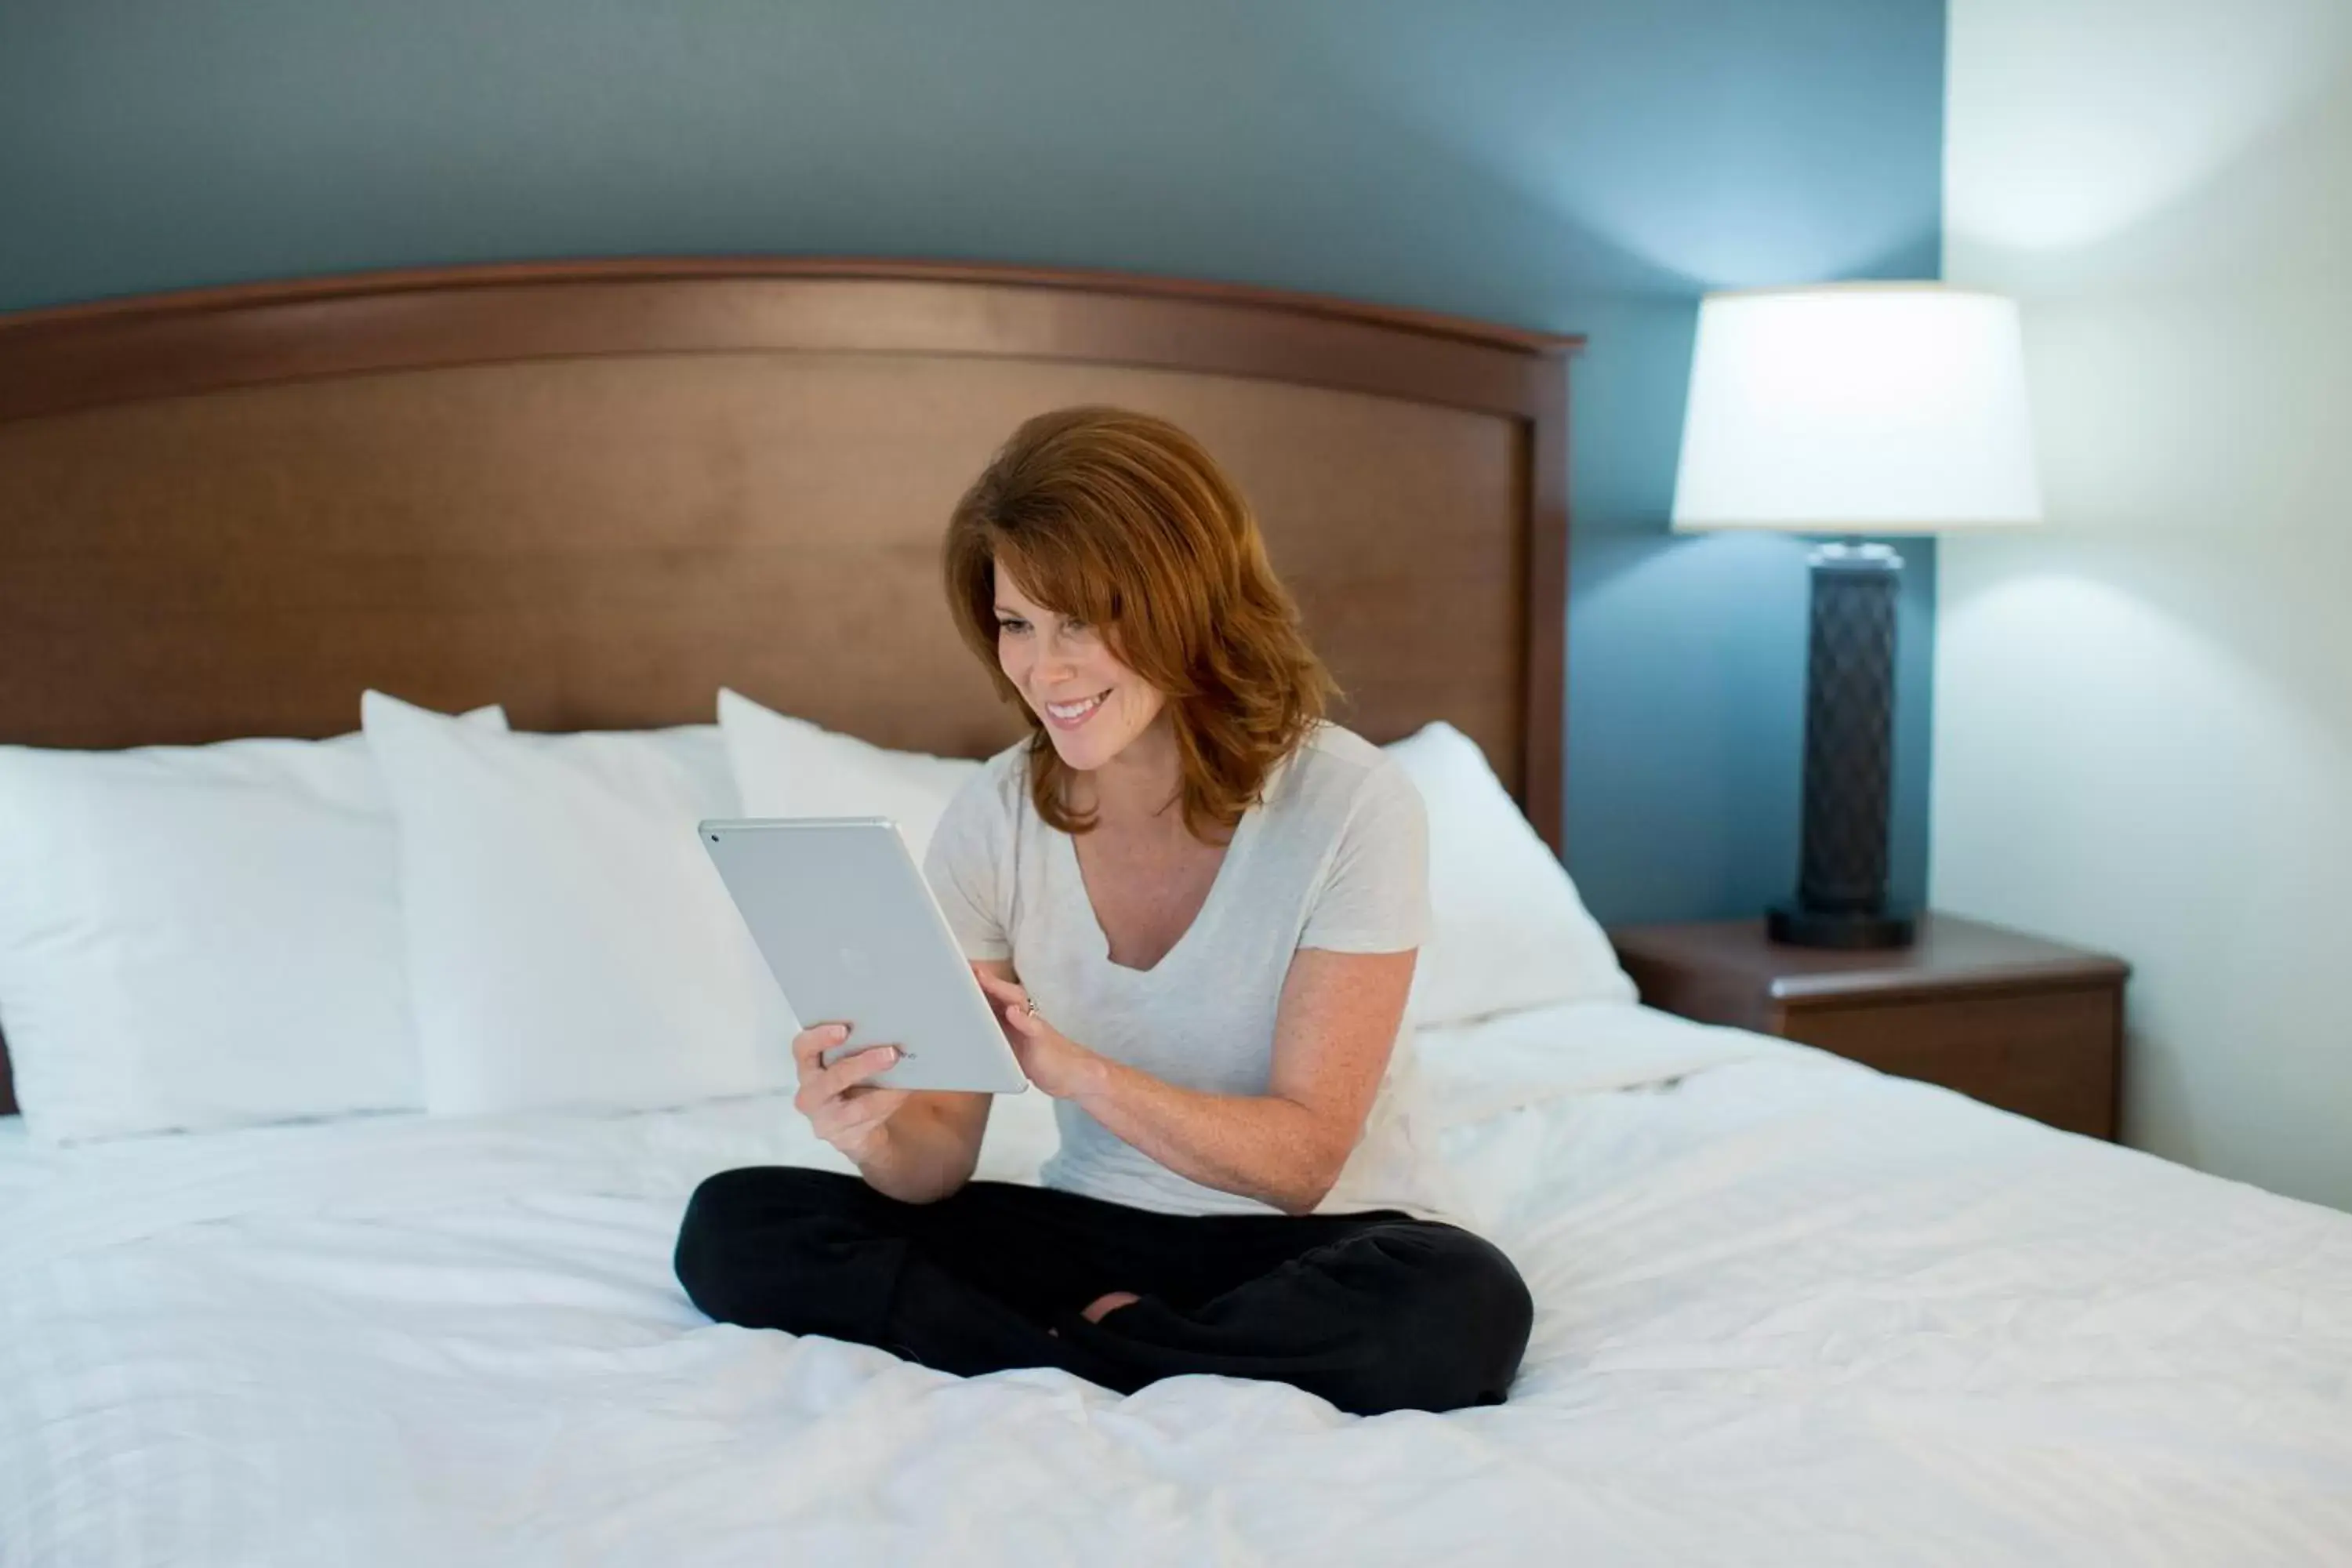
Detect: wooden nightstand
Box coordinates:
(1606, 913, 2130, 1139)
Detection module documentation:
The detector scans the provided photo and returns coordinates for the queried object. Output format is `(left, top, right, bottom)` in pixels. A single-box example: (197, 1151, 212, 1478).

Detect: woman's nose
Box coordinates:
(1035, 630, 1079, 677)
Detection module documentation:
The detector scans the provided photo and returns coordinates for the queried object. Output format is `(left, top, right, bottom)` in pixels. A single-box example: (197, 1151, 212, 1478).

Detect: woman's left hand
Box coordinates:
(974, 970, 1101, 1101)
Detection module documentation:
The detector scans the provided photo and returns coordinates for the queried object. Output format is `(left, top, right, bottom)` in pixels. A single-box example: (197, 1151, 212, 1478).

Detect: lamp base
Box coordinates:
(1768, 902, 1916, 950)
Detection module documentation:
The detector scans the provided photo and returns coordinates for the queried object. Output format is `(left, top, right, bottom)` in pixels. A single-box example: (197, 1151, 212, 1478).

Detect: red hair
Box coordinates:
(943, 406, 1336, 840)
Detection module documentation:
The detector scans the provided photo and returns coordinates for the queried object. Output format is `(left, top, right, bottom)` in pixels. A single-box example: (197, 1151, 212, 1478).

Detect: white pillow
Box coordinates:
(1385, 721, 1635, 1025)
(0, 706, 505, 1147)
(363, 692, 786, 1119)
(636, 722, 740, 820)
(717, 688, 982, 864)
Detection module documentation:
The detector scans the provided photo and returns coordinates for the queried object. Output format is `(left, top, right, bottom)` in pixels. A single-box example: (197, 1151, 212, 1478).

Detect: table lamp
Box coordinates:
(1670, 282, 2042, 948)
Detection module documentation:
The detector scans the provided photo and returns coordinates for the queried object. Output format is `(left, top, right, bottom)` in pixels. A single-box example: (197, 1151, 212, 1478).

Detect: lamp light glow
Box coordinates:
(1671, 283, 2043, 534)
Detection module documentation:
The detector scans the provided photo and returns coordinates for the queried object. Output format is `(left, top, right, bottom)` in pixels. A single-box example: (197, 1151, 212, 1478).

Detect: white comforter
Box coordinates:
(4, 1004, 2348, 1566)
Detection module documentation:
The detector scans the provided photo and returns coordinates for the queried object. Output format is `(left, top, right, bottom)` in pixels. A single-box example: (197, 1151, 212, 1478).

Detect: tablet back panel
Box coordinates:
(701, 818, 1027, 1094)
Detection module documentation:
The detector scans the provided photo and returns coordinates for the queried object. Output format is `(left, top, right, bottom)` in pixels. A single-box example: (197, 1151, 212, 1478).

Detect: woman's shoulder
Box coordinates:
(1291, 720, 1385, 772)
(979, 734, 1033, 785)
(1265, 722, 1418, 823)
(955, 736, 1035, 816)
(930, 736, 1033, 851)
(1265, 725, 1429, 940)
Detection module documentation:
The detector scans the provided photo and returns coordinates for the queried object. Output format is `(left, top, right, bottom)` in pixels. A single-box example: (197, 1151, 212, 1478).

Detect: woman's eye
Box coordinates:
(996, 619, 1026, 634)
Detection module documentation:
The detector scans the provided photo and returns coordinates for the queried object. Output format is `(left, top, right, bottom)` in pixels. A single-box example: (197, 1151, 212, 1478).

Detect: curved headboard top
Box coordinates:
(0, 258, 1580, 1116)
(0, 257, 1577, 424)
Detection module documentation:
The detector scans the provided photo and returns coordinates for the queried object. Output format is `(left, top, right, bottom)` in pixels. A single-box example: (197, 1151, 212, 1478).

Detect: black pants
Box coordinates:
(673, 1167, 1534, 1417)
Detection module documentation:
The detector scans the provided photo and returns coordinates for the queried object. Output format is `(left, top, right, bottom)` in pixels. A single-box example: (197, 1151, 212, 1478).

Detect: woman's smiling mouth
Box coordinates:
(1044, 689, 1111, 728)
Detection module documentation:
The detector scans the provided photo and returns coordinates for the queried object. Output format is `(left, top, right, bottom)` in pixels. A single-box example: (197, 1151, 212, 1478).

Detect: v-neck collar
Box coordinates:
(1062, 802, 1260, 978)
(1058, 743, 1297, 979)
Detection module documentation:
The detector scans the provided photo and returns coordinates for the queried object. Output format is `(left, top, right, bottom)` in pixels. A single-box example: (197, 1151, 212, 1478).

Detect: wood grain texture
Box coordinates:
(1609, 913, 2129, 1139)
(1610, 914, 2130, 1006)
(0, 259, 1575, 425)
(1779, 987, 2121, 1139)
(0, 259, 1581, 1118)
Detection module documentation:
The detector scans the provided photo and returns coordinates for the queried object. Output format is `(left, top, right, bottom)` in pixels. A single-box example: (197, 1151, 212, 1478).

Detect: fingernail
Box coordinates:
(828, 1025, 850, 1040)
(889, 1047, 905, 1063)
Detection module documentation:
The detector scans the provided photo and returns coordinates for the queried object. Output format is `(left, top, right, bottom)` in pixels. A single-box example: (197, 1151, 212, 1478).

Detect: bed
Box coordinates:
(2, 261, 2348, 1565)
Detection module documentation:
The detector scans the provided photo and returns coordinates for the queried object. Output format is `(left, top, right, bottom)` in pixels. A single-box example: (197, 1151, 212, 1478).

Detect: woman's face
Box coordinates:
(993, 563, 1167, 772)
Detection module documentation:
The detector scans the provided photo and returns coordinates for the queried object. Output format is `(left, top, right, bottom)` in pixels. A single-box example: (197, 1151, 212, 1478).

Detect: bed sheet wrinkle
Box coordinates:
(5, 1002, 2352, 1564)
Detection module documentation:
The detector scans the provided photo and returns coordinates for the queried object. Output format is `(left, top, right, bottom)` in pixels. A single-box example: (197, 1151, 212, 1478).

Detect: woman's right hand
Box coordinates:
(791, 1022, 912, 1163)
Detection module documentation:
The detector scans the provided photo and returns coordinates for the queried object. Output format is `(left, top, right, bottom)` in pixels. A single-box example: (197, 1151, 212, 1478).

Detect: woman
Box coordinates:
(673, 408, 1533, 1416)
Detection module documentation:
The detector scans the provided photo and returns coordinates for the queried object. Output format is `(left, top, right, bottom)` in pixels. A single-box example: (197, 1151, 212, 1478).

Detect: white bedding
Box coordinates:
(5, 1004, 2348, 1566)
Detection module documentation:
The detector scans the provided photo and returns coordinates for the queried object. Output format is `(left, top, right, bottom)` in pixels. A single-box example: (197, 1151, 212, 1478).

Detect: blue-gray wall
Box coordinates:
(0, 0, 1945, 924)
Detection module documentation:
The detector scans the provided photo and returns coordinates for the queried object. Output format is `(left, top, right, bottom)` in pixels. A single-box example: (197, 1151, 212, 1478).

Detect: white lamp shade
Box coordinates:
(1670, 283, 2042, 533)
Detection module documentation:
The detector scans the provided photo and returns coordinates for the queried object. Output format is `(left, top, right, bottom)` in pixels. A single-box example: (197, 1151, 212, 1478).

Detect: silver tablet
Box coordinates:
(699, 818, 1029, 1094)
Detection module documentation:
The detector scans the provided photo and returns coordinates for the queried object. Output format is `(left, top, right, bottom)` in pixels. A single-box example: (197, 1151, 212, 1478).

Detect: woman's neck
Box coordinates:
(1072, 714, 1185, 835)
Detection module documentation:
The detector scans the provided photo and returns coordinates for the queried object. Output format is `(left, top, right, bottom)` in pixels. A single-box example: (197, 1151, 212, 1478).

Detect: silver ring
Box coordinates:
(1023, 998, 1039, 1018)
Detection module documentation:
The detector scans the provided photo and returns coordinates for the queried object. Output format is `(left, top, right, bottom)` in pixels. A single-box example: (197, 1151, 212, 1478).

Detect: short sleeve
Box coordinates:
(920, 769, 1013, 962)
(1299, 758, 1429, 954)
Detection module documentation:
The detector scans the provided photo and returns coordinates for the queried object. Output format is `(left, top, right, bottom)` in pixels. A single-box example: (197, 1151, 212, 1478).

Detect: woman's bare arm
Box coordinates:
(840, 960, 1009, 1203)
(993, 948, 1415, 1215)
(846, 1090, 989, 1203)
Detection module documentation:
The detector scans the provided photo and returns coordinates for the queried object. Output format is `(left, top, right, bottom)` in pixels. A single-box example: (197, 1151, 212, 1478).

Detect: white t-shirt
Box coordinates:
(920, 720, 1455, 1221)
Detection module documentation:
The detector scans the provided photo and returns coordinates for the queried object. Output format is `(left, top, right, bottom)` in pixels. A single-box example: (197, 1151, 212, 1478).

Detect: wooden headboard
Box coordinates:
(0, 259, 1580, 1117)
